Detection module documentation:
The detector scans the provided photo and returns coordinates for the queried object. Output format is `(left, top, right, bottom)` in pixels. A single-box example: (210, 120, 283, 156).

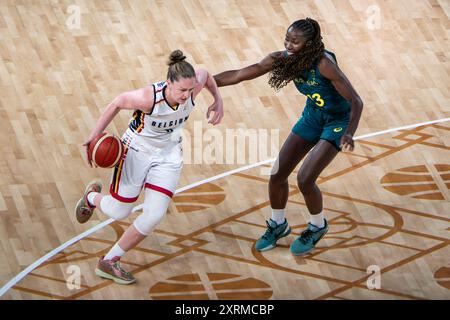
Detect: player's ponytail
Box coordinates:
(167, 50, 195, 82)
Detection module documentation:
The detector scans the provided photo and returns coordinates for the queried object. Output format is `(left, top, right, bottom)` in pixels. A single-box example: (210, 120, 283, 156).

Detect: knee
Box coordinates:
(112, 201, 134, 220)
(133, 203, 167, 236)
(133, 191, 171, 235)
(269, 172, 288, 187)
(100, 196, 134, 220)
(297, 173, 314, 194)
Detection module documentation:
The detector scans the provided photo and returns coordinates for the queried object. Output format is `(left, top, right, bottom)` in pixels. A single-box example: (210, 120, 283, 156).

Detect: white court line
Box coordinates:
(353, 117, 450, 140)
(131, 157, 275, 213)
(0, 117, 449, 297)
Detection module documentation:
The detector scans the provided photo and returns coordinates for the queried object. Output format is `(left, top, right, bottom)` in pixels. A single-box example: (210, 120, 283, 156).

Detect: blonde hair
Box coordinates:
(166, 50, 195, 82)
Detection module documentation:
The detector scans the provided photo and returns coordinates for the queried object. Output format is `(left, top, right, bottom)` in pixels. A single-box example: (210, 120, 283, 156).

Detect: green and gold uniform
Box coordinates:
(291, 50, 350, 150)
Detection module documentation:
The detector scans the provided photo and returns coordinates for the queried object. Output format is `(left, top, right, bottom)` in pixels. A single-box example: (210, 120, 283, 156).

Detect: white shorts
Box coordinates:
(109, 129, 183, 203)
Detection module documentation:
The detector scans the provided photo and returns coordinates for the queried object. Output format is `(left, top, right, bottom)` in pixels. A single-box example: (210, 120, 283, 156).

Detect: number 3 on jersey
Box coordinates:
(306, 93, 324, 107)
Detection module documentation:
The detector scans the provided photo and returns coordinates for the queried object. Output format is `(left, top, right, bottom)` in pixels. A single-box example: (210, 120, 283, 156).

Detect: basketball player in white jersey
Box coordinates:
(75, 50, 224, 284)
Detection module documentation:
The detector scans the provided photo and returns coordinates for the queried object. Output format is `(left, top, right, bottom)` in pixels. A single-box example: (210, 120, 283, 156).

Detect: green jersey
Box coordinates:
(293, 50, 350, 115)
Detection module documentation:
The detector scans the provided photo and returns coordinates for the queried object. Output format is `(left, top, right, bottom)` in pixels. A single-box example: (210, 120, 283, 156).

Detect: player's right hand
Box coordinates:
(83, 139, 93, 168)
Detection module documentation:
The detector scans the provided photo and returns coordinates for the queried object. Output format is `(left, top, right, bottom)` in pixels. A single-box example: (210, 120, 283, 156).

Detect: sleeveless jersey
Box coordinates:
(128, 81, 194, 147)
(293, 50, 350, 115)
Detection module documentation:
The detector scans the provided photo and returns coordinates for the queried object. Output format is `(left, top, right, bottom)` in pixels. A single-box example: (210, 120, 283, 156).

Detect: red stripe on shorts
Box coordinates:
(144, 183, 174, 198)
(109, 184, 139, 203)
(111, 145, 130, 194)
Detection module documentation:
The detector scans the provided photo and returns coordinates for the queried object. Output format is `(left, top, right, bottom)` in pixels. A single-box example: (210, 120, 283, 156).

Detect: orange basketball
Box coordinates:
(88, 132, 123, 168)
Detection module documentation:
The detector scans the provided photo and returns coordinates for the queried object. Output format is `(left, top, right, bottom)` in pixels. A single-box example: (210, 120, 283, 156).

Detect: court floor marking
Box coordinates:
(0, 117, 448, 297)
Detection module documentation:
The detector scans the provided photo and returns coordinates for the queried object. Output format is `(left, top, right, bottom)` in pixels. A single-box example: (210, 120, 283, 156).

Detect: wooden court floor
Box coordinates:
(0, 0, 449, 299)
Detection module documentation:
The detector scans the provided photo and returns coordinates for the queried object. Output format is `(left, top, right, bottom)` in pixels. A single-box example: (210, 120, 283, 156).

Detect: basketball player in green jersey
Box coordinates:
(214, 18, 363, 255)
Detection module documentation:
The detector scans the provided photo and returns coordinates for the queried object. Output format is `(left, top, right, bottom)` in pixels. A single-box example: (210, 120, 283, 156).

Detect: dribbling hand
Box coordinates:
(340, 134, 354, 152)
(83, 139, 94, 168)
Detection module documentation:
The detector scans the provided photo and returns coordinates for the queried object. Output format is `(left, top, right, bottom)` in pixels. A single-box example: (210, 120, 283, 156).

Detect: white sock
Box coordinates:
(271, 208, 286, 225)
(104, 243, 126, 260)
(310, 211, 325, 228)
(87, 192, 98, 207)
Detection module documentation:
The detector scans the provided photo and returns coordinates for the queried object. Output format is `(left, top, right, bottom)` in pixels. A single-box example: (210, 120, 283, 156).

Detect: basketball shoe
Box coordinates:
(75, 180, 102, 223)
(290, 219, 328, 255)
(95, 256, 136, 285)
(255, 219, 291, 251)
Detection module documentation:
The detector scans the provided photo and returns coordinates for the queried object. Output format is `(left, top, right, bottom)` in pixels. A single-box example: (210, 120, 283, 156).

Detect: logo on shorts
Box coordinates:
(333, 127, 343, 133)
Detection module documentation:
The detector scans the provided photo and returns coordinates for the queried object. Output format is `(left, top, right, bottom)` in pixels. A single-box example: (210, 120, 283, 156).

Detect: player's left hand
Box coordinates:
(340, 133, 354, 152)
(207, 99, 224, 125)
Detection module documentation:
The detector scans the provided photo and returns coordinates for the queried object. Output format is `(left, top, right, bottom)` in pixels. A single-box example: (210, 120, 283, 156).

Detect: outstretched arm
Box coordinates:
(318, 56, 363, 152)
(213, 51, 282, 87)
(84, 86, 154, 166)
(193, 68, 224, 125)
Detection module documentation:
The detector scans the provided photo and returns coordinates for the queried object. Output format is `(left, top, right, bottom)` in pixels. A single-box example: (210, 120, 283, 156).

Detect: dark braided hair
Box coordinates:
(268, 18, 324, 91)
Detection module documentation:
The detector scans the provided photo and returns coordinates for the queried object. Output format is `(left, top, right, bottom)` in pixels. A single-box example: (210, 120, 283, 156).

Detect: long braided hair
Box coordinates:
(268, 18, 324, 91)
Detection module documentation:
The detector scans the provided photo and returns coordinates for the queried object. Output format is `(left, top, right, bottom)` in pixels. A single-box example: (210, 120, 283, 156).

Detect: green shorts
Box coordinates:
(292, 106, 350, 151)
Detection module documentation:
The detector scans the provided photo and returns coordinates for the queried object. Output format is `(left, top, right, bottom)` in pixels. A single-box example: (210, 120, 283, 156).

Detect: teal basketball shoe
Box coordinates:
(290, 219, 328, 255)
(255, 219, 291, 251)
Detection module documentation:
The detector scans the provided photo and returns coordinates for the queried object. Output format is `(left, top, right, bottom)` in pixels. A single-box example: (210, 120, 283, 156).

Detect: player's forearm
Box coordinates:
(345, 96, 363, 137)
(213, 70, 241, 87)
(88, 99, 121, 141)
(205, 71, 222, 101)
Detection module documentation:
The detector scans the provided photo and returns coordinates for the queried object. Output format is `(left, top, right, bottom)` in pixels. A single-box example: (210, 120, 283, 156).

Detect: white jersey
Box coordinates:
(128, 81, 195, 148)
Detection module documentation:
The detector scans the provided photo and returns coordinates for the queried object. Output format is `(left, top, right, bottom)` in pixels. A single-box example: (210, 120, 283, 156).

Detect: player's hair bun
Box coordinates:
(168, 50, 186, 66)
